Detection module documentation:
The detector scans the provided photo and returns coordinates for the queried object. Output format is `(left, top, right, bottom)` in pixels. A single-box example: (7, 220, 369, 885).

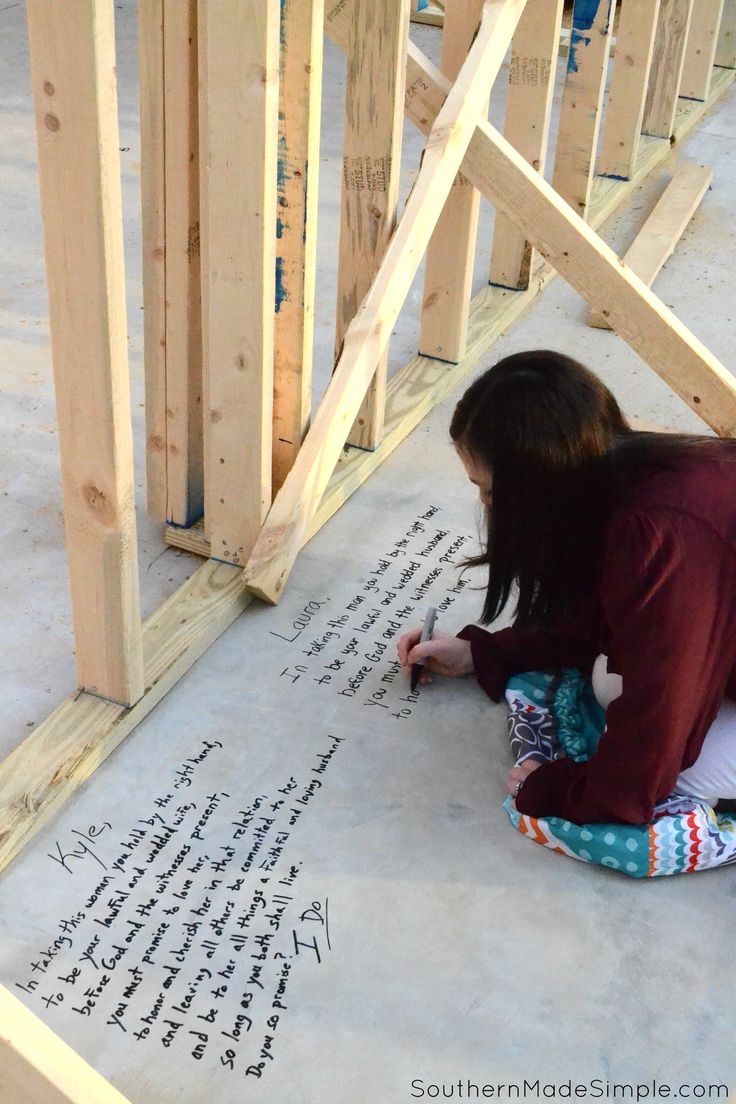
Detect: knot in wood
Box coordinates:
(83, 484, 114, 524)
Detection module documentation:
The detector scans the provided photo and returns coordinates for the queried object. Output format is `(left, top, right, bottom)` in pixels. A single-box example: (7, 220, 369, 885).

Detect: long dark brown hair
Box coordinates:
(450, 349, 735, 629)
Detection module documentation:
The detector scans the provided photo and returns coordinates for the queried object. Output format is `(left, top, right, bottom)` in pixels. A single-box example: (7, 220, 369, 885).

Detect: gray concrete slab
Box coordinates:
(1, 3, 735, 1100)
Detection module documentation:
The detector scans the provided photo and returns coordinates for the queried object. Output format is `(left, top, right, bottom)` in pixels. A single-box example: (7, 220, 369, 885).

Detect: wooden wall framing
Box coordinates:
(138, 0, 204, 528)
(198, 0, 280, 567)
(26, 0, 144, 707)
(597, 0, 661, 181)
(3, 1, 736, 1094)
(333, 0, 409, 448)
(642, 0, 695, 138)
(716, 1, 736, 66)
(0, 983, 129, 1103)
(552, 0, 617, 218)
(587, 161, 713, 327)
(273, 0, 325, 491)
(246, 0, 530, 602)
(419, 0, 486, 362)
(488, 0, 564, 290)
(680, 0, 725, 101)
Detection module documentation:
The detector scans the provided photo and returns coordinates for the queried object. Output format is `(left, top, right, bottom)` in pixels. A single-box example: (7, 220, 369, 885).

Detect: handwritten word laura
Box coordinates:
(269, 598, 331, 643)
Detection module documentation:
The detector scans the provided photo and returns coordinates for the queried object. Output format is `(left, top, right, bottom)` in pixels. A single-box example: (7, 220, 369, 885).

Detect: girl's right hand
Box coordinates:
(396, 627, 475, 679)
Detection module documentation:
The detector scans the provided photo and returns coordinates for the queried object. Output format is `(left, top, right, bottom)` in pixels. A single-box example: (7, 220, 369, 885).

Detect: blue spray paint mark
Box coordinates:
(417, 0, 429, 9)
(277, 131, 289, 192)
(275, 255, 289, 313)
(276, 216, 285, 239)
(567, 30, 589, 73)
(600, 172, 629, 182)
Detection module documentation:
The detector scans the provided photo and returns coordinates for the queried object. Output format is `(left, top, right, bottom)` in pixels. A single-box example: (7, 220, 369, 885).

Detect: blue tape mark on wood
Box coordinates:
(567, 0, 613, 72)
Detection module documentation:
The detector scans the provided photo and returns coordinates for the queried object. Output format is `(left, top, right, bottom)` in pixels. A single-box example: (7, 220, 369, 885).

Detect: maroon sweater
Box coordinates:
(456, 453, 736, 826)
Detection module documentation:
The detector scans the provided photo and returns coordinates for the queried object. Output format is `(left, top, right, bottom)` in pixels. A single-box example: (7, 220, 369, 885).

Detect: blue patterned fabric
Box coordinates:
(502, 669, 736, 877)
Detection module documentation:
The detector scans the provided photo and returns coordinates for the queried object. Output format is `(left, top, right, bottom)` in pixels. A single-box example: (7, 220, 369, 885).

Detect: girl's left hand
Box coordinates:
(506, 759, 543, 799)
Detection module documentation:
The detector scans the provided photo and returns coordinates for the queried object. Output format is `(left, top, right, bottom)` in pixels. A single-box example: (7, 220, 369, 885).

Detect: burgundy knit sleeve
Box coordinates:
(456, 618, 599, 704)
(516, 508, 734, 825)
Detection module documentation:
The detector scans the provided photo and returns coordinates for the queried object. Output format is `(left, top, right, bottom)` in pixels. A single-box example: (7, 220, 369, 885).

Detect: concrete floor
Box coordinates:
(1, 3, 735, 1100)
